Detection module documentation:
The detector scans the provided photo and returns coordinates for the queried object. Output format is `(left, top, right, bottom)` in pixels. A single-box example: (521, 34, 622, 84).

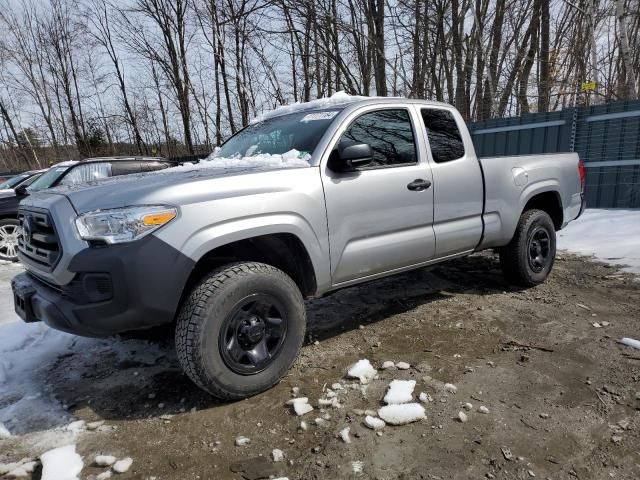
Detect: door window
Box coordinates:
(421, 109, 465, 163)
(340, 109, 417, 168)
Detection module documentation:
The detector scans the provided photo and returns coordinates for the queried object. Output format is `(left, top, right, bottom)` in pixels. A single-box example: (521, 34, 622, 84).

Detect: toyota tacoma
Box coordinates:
(12, 97, 585, 399)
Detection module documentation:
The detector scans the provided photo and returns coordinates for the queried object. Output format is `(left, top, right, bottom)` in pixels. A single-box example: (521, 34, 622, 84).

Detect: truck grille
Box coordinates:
(17, 209, 62, 269)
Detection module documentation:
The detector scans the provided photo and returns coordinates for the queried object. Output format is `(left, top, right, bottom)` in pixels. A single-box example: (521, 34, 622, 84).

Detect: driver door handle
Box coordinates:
(407, 179, 432, 191)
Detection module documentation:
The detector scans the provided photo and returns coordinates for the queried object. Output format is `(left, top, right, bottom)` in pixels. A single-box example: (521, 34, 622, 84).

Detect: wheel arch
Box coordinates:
(179, 232, 319, 309)
(521, 190, 563, 231)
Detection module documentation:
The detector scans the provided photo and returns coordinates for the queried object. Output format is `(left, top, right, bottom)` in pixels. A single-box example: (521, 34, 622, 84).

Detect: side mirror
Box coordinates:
(14, 185, 28, 196)
(328, 143, 373, 172)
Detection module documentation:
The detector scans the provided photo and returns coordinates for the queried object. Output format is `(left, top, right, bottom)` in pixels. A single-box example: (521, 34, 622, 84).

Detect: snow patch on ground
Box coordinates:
(0, 322, 76, 434)
(251, 91, 370, 124)
(558, 209, 640, 275)
(0, 262, 23, 326)
(112, 457, 133, 473)
(40, 444, 83, 480)
(347, 359, 377, 384)
(383, 380, 416, 405)
(286, 397, 314, 416)
(0, 282, 170, 438)
(364, 415, 386, 430)
(378, 403, 426, 425)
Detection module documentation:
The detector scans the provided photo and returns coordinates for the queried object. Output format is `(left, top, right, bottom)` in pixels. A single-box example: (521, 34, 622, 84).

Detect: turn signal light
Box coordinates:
(142, 211, 177, 226)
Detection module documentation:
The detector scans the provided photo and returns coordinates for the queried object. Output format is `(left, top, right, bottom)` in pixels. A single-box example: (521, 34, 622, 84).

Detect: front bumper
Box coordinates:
(12, 235, 195, 337)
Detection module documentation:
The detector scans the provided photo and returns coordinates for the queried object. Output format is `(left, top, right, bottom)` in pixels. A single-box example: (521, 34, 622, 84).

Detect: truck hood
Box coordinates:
(30, 162, 315, 214)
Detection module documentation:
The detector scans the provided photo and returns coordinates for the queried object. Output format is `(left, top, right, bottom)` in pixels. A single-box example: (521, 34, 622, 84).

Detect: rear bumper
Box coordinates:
(12, 235, 195, 337)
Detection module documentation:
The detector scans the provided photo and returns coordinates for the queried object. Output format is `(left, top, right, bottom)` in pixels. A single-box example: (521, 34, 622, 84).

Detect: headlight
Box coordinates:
(75, 205, 177, 244)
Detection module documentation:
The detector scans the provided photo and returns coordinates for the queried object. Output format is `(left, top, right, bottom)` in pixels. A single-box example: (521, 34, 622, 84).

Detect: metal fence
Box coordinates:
(469, 100, 640, 208)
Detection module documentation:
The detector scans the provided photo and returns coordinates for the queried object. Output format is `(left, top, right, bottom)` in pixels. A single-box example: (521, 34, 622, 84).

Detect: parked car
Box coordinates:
(0, 170, 45, 194)
(0, 157, 174, 262)
(12, 98, 585, 399)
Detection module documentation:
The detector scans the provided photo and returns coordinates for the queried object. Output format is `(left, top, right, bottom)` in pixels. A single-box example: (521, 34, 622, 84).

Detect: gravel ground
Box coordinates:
(1, 251, 639, 480)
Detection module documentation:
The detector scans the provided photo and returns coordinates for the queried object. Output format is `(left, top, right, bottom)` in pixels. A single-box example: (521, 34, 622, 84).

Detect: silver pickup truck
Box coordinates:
(12, 98, 585, 399)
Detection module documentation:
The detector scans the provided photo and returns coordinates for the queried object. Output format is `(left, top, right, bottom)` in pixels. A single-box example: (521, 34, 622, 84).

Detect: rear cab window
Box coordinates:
(420, 108, 465, 163)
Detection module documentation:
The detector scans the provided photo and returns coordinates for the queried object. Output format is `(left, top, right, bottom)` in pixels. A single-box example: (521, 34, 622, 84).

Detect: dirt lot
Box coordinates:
(2, 251, 640, 480)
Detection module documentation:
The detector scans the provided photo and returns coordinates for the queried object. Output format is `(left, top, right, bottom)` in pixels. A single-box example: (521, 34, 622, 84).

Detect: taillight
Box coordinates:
(578, 158, 586, 191)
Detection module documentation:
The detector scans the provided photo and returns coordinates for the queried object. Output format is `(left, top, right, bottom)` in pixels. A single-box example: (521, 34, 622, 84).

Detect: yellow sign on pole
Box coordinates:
(581, 81, 597, 92)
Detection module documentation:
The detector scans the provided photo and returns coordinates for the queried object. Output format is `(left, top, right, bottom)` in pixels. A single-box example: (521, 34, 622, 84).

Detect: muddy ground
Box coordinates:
(2, 251, 640, 480)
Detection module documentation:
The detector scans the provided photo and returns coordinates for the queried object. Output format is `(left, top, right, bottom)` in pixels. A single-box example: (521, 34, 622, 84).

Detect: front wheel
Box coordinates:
(499, 209, 556, 287)
(175, 262, 306, 400)
(0, 219, 21, 262)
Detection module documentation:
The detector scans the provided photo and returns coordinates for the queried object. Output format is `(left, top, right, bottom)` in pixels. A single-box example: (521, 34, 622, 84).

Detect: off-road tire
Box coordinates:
(499, 209, 556, 287)
(175, 262, 306, 400)
(0, 218, 21, 262)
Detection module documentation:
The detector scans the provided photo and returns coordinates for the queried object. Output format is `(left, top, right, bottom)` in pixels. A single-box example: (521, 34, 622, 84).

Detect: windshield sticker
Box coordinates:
(301, 111, 339, 122)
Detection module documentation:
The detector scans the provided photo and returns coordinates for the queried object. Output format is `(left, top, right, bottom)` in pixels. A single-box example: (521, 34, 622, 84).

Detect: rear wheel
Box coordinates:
(0, 219, 20, 262)
(499, 209, 556, 287)
(175, 262, 306, 399)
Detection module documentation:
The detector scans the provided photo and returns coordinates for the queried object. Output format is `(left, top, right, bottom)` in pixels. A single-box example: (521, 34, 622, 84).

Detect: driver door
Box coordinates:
(321, 106, 436, 286)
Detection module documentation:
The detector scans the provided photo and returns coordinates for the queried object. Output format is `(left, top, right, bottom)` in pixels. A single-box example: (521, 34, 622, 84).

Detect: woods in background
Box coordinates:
(0, 0, 638, 171)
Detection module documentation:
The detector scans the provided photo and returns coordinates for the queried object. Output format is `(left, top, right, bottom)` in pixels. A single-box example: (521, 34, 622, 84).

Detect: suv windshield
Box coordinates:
(214, 109, 342, 161)
(28, 166, 70, 191)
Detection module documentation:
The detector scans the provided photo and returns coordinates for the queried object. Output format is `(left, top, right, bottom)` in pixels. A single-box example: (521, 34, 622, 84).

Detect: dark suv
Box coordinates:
(0, 157, 174, 262)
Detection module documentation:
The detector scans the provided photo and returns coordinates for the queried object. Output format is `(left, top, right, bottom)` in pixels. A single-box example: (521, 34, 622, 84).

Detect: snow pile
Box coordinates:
(378, 403, 426, 425)
(383, 380, 416, 405)
(199, 148, 311, 169)
(418, 392, 433, 403)
(0, 459, 37, 477)
(444, 383, 458, 394)
(338, 426, 351, 443)
(364, 415, 386, 430)
(286, 397, 314, 416)
(40, 444, 83, 480)
(347, 359, 377, 384)
(557, 209, 640, 275)
(620, 338, 640, 350)
(95, 455, 116, 467)
(112, 457, 133, 473)
(251, 91, 369, 124)
(272, 449, 284, 462)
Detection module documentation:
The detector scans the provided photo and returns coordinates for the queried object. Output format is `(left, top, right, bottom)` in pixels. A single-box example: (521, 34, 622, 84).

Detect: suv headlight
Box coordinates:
(75, 205, 177, 244)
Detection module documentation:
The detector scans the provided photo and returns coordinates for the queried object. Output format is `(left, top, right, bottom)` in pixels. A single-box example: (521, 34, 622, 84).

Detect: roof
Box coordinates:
(251, 92, 454, 123)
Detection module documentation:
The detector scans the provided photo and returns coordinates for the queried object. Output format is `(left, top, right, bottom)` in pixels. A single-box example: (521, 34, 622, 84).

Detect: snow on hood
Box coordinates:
(46, 148, 311, 196)
(251, 91, 371, 124)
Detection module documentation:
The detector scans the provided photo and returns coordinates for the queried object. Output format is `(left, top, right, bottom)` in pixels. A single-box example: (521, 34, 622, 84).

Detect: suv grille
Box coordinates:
(17, 209, 62, 269)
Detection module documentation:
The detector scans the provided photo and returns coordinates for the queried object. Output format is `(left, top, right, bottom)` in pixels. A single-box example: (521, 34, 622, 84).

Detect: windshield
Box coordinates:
(215, 109, 342, 160)
(28, 166, 69, 191)
(0, 173, 30, 189)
